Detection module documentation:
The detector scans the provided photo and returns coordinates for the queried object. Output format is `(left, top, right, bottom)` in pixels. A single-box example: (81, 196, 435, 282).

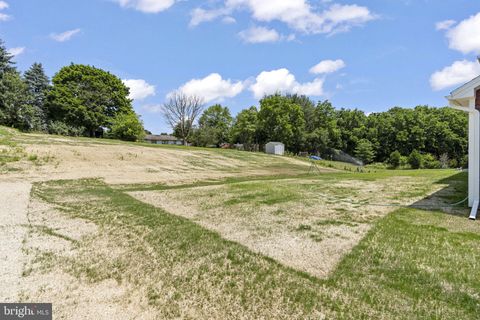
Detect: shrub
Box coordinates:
(459, 155, 468, 168)
(408, 150, 423, 169)
(48, 121, 85, 136)
(387, 150, 401, 168)
(448, 158, 458, 168)
(108, 112, 145, 142)
(423, 153, 441, 169)
(400, 156, 409, 167)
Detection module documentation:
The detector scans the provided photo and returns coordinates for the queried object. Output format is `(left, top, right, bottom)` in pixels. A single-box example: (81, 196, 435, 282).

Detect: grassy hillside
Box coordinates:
(0, 126, 314, 183)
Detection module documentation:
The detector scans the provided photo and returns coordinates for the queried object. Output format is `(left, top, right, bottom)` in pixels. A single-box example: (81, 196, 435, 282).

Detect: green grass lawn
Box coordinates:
(28, 168, 480, 319)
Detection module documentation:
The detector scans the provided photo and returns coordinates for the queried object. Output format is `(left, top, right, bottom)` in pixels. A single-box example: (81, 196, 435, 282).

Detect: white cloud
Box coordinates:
(7, 47, 25, 57)
(435, 19, 456, 31)
(169, 73, 244, 103)
(191, 1, 376, 35)
(310, 59, 345, 74)
(319, 4, 375, 34)
(123, 79, 156, 100)
(430, 60, 480, 91)
(250, 68, 324, 99)
(446, 12, 480, 54)
(190, 8, 231, 27)
(50, 29, 81, 42)
(295, 78, 325, 96)
(238, 26, 281, 43)
(250, 69, 295, 98)
(222, 16, 236, 24)
(0, 1, 11, 21)
(0, 12, 10, 21)
(114, 0, 175, 13)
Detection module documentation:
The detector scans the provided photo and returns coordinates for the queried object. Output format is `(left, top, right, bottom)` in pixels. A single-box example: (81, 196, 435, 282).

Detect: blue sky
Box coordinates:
(2, 0, 480, 133)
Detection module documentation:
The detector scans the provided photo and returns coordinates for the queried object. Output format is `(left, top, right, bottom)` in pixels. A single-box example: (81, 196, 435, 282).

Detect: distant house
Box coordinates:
(145, 134, 183, 145)
(265, 142, 285, 156)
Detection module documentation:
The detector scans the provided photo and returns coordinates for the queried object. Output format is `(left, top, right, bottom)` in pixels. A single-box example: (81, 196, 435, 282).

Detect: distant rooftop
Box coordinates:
(145, 134, 181, 142)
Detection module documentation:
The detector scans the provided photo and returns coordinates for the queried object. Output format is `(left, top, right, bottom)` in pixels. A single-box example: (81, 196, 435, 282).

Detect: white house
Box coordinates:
(265, 142, 285, 156)
(447, 75, 480, 219)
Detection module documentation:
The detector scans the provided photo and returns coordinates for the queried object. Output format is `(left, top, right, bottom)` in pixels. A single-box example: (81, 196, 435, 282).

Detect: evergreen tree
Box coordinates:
(354, 139, 376, 164)
(24, 63, 50, 131)
(0, 39, 14, 75)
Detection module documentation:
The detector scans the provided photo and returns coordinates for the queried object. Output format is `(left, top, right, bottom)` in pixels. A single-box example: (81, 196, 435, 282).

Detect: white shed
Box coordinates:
(265, 142, 285, 155)
(447, 74, 480, 219)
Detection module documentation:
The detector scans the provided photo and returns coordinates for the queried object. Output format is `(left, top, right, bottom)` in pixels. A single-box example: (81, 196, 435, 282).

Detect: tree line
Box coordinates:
(179, 94, 467, 168)
(0, 40, 145, 141)
(0, 37, 467, 168)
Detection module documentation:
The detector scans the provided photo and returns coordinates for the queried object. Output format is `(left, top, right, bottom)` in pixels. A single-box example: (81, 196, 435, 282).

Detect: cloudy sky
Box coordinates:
(2, 0, 480, 133)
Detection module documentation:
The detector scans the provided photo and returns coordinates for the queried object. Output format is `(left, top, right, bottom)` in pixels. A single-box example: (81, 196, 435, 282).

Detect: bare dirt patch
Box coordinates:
(0, 181, 31, 302)
(18, 194, 158, 319)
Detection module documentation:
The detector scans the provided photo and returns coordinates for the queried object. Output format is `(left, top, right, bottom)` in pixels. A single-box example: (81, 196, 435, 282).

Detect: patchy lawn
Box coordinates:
(128, 171, 457, 278)
(20, 169, 480, 319)
(3, 126, 477, 319)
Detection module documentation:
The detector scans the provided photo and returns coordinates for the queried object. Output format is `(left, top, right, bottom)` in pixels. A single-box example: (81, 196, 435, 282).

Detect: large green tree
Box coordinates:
(257, 94, 305, 152)
(230, 106, 259, 148)
(195, 104, 233, 147)
(24, 63, 50, 131)
(305, 100, 341, 153)
(46, 64, 133, 136)
(0, 71, 34, 130)
(286, 94, 316, 132)
(335, 108, 368, 156)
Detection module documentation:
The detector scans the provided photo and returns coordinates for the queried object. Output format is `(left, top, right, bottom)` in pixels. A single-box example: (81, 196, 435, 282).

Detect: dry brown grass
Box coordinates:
(2, 132, 315, 184)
